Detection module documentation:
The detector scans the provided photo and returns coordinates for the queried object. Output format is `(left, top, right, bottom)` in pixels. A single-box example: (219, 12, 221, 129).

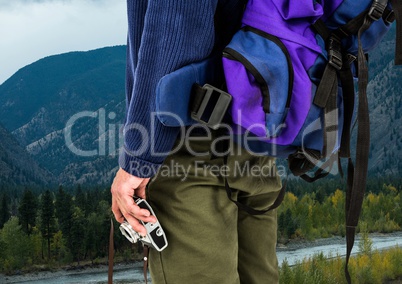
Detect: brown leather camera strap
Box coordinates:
(108, 219, 114, 284)
(143, 245, 150, 284)
(108, 219, 150, 284)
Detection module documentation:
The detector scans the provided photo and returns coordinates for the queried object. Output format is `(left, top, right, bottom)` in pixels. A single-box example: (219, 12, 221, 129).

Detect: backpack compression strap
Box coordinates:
(288, 31, 341, 184)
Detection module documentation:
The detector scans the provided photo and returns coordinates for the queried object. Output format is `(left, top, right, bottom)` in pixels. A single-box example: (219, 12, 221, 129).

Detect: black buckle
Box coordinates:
(327, 36, 343, 70)
(345, 53, 357, 65)
(191, 84, 232, 129)
(383, 9, 395, 24)
(368, 0, 388, 21)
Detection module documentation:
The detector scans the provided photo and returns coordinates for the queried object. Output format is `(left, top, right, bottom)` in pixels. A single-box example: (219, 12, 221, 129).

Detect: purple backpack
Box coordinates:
(222, 0, 397, 169)
(219, 0, 401, 281)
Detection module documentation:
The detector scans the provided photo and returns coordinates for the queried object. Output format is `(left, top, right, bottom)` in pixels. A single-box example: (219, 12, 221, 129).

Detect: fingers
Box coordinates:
(114, 201, 156, 236)
(112, 197, 149, 236)
(135, 178, 150, 199)
(123, 210, 153, 236)
(110, 170, 155, 236)
(111, 204, 125, 224)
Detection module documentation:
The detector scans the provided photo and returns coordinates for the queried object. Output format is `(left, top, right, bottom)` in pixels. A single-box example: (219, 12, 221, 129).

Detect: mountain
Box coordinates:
(366, 28, 402, 176)
(367, 63, 402, 176)
(0, 46, 127, 185)
(0, 26, 401, 186)
(0, 122, 52, 186)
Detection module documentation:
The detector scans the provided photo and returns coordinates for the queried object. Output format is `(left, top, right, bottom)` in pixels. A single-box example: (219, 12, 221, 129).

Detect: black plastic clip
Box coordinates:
(345, 53, 357, 65)
(327, 36, 343, 71)
(190, 84, 232, 130)
(368, 0, 388, 21)
(383, 9, 395, 24)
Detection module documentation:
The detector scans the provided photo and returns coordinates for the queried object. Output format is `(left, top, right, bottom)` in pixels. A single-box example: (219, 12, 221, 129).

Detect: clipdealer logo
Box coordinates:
(64, 108, 341, 177)
(64, 108, 123, 157)
(64, 109, 187, 158)
(127, 159, 286, 181)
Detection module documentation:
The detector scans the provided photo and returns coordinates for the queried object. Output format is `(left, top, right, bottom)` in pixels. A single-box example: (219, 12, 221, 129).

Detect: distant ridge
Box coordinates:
(0, 46, 126, 185)
(0, 122, 53, 186)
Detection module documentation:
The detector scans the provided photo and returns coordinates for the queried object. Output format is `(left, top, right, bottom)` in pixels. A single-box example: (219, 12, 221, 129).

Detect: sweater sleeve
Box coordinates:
(119, 0, 218, 177)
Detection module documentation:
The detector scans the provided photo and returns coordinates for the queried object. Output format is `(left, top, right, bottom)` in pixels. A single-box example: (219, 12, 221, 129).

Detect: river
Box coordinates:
(2, 232, 402, 284)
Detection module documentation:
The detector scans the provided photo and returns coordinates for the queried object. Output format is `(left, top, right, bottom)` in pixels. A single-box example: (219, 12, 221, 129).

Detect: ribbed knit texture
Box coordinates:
(120, 0, 244, 177)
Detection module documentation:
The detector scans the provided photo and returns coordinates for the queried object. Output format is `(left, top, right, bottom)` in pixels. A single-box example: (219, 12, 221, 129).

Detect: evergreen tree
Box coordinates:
(55, 186, 73, 241)
(40, 190, 56, 259)
(278, 211, 286, 239)
(87, 200, 112, 259)
(69, 207, 86, 263)
(102, 187, 112, 206)
(18, 188, 38, 235)
(285, 208, 296, 238)
(85, 212, 99, 261)
(75, 185, 87, 215)
(315, 188, 325, 204)
(0, 193, 11, 229)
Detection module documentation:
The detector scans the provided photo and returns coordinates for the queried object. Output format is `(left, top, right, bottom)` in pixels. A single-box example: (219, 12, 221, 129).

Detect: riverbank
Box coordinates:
(278, 231, 402, 251)
(277, 231, 402, 266)
(0, 262, 144, 284)
(2, 231, 402, 284)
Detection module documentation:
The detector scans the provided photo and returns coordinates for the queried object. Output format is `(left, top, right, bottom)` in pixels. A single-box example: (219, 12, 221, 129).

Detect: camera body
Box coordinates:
(119, 197, 168, 252)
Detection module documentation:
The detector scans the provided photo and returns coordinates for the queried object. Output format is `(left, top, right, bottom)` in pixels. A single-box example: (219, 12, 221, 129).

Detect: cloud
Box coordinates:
(0, 0, 110, 9)
(0, 0, 126, 84)
(0, 0, 60, 10)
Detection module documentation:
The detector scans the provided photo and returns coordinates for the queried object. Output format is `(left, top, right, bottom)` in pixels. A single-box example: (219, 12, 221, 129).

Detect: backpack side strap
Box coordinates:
(313, 2, 396, 282)
(344, 12, 376, 284)
(339, 55, 356, 159)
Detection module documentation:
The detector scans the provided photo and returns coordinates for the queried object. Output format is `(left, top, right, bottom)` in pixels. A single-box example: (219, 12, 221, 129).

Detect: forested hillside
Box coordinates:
(0, 123, 52, 186)
(0, 179, 401, 274)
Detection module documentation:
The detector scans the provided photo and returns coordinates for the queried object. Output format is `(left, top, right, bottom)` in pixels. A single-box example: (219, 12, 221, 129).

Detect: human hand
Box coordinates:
(111, 168, 156, 236)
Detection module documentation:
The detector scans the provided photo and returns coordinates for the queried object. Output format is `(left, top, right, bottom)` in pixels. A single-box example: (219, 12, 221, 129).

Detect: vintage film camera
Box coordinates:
(119, 197, 168, 252)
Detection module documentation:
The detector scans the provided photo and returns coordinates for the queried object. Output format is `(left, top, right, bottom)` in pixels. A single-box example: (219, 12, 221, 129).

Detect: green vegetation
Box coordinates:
(0, 185, 138, 274)
(277, 179, 402, 242)
(276, 178, 402, 283)
(0, 178, 401, 276)
(279, 234, 402, 283)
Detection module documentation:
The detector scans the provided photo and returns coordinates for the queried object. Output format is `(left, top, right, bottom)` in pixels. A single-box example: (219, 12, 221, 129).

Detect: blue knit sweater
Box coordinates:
(120, 0, 243, 177)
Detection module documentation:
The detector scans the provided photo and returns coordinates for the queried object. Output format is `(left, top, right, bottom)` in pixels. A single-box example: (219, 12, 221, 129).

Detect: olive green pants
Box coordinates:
(147, 133, 282, 284)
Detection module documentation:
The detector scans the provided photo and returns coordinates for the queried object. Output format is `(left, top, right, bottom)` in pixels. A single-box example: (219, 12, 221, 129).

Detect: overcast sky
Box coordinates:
(0, 0, 127, 84)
